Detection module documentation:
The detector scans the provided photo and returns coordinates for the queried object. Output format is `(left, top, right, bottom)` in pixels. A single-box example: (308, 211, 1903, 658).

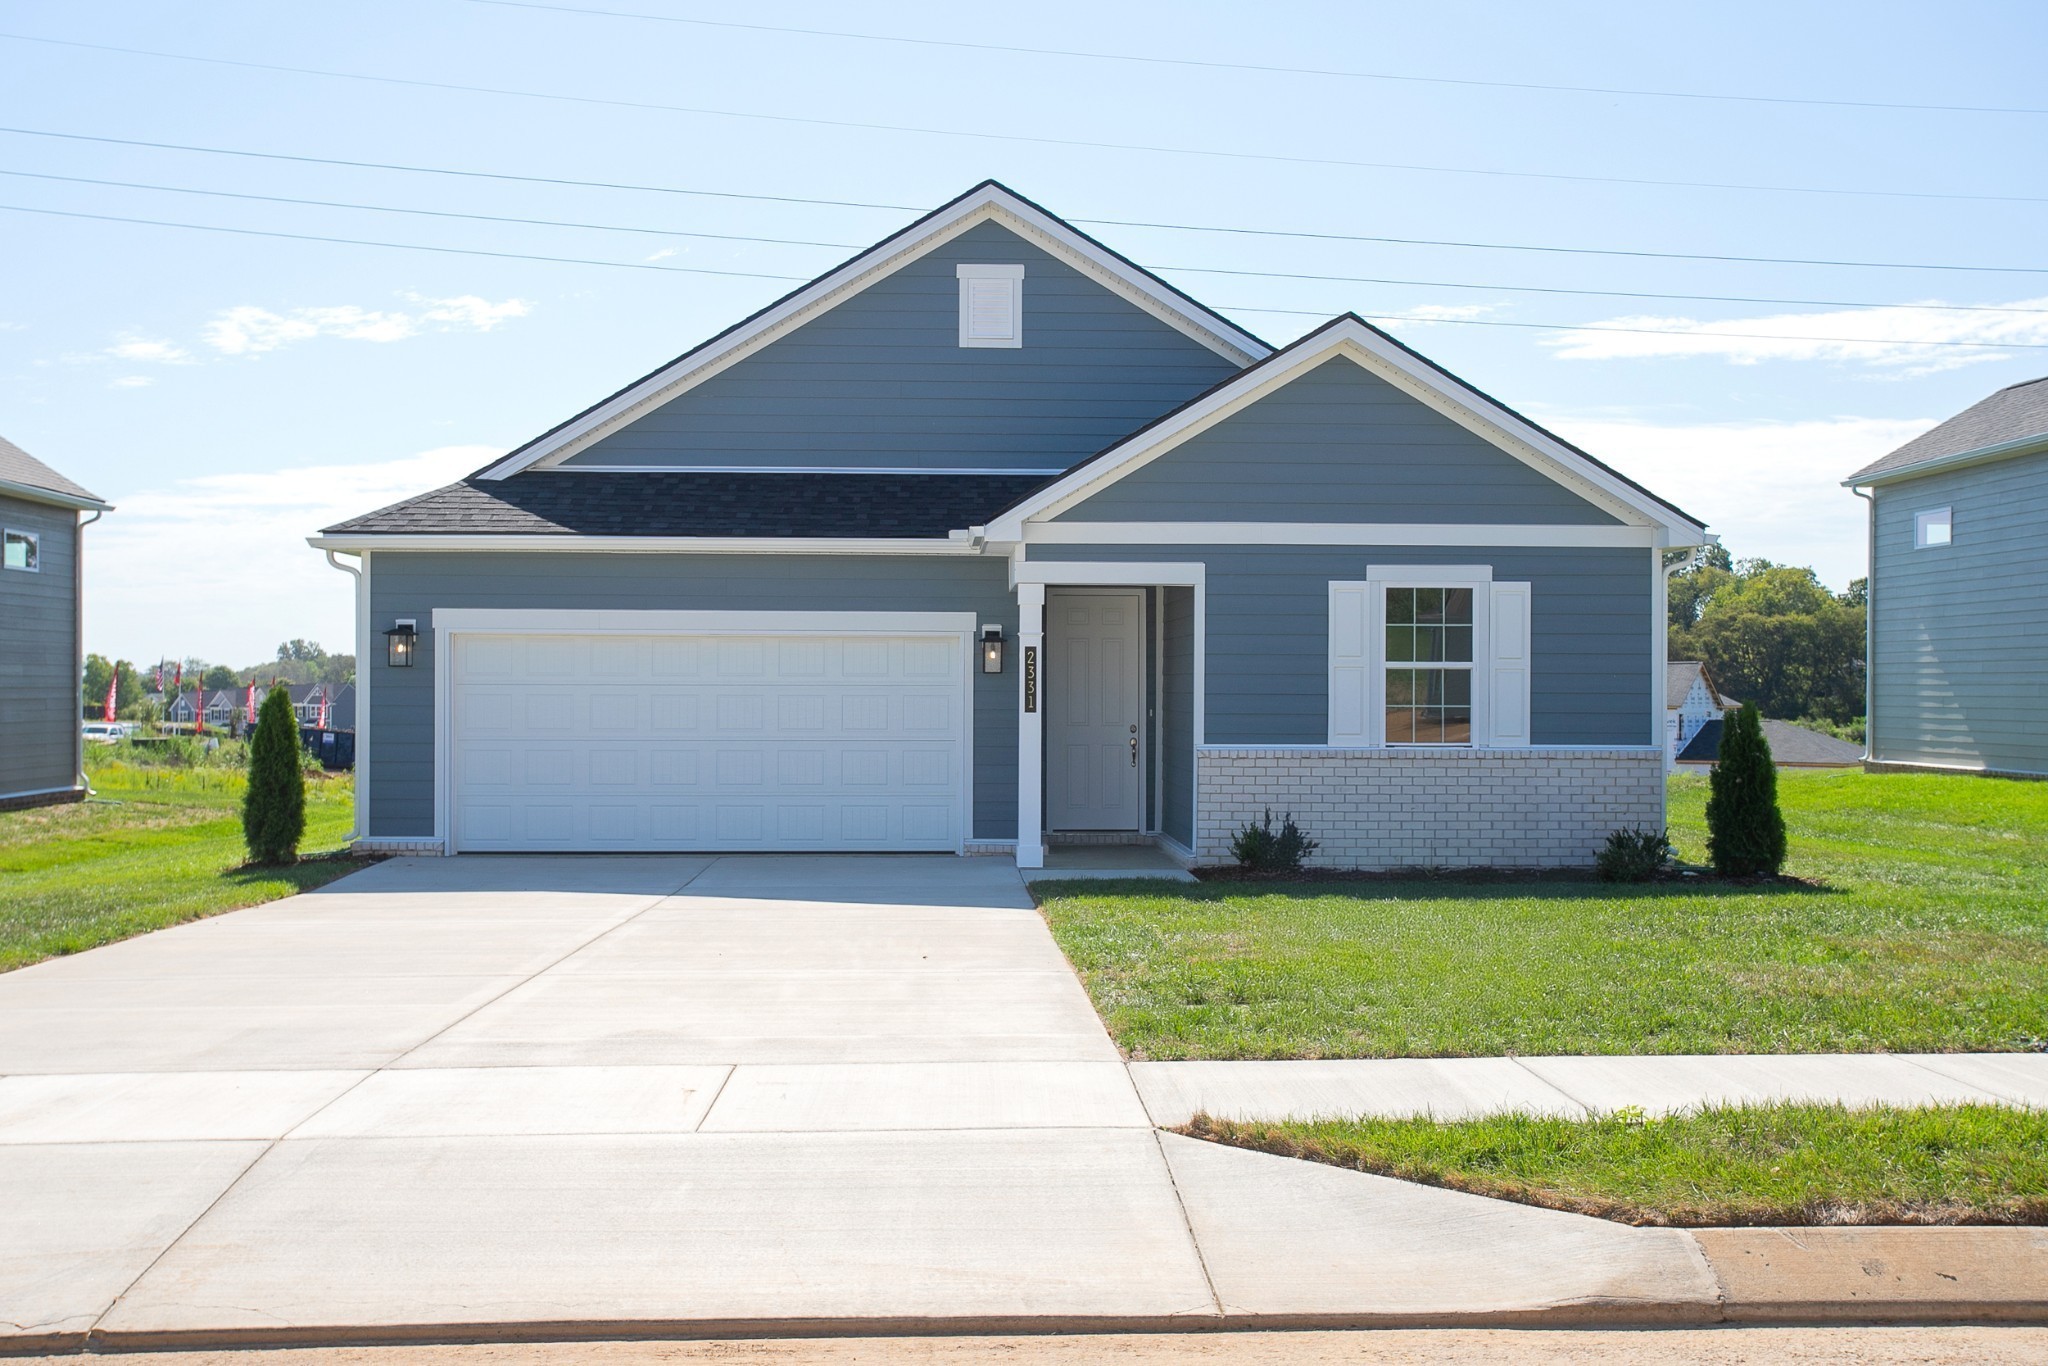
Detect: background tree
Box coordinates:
(81, 653, 114, 717)
(1668, 555, 1865, 724)
(242, 685, 306, 864)
(1706, 704, 1788, 877)
(202, 664, 238, 690)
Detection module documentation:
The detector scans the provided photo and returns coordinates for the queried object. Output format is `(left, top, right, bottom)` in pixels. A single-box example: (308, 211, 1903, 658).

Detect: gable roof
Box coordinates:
(1846, 375, 2048, 486)
(0, 433, 109, 511)
(1666, 660, 1736, 710)
(1678, 717, 1862, 767)
(475, 181, 1271, 481)
(981, 314, 1706, 541)
(316, 471, 1051, 543)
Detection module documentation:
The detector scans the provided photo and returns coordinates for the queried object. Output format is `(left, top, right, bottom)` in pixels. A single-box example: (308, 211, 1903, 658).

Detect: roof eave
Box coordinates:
(1843, 431, 2048, 488)
(0, 475, 110, 512)
(306, 533, 983, 555)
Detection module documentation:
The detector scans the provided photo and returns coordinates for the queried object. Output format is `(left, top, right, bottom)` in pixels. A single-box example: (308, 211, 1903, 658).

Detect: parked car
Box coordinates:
(81, 722, 123, 745)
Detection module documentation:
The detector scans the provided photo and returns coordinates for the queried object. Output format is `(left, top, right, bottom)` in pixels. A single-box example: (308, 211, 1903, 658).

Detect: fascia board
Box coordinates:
(478, 187, 1268, 481)
(305, 535, 980, 555)
(1842, 431, 2048, 488)
(0, 476, 111, 512)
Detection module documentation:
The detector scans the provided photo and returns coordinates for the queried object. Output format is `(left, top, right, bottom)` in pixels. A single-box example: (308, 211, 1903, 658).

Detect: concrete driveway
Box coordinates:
(0, 855, 1715, 1350)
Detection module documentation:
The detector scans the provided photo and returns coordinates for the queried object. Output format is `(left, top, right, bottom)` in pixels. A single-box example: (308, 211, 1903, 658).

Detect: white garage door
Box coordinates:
(449, 632, 967, 852)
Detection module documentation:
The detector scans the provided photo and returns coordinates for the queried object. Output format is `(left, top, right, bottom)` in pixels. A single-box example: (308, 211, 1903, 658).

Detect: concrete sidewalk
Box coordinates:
(1132, 1053, 2048, 1127)
(2, 854, 2043, 1353)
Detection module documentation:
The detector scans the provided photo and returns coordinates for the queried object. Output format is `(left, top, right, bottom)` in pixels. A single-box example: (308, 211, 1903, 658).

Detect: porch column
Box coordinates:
(1016, 582, 1045, 869)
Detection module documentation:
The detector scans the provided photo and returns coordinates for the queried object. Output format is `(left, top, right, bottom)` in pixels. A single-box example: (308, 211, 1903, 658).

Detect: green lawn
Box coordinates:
(1036, 770, 2048, 1058)
(1183, 1104, 2048, 1226)
(0, 759, 363, 972)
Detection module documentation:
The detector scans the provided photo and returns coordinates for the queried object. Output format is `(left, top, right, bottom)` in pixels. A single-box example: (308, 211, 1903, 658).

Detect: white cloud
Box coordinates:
(202, 294, 531, 356)
(109, 375, 155, 389)
(1534, 412, 1936, 588)
(1544, 298, 2048, 374)
(104, 336, 194, 364)
(644, 248, 679, 262)
(84, 446, 496, 663)
(1395, 303, 1495, 323)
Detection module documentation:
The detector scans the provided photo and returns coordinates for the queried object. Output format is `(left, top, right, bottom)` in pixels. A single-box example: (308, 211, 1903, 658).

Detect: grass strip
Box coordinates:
(1182, 1103, 2048, 1227)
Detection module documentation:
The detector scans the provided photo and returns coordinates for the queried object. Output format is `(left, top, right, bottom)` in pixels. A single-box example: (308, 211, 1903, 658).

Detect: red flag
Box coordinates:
(315, 687, 330, 730)
(103, 675, 117, 722)
(193, 689, 205, 735)
(245, 683, 258, 732)
(173, 662, 183, 691)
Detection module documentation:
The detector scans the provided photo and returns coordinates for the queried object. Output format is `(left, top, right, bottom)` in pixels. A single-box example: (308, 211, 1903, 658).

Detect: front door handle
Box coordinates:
(1130, 735, 1138, 767)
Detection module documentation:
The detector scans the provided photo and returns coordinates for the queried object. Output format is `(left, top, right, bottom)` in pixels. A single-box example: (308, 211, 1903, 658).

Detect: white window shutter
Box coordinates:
(956, 264, 1024, 347)
(1488, 581, 1532, 746)
(1328, 581, 1371, 745)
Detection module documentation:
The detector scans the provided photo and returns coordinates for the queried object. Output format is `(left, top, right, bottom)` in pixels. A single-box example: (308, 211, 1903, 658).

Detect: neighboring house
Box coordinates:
(165, 683, 355, 732)
(1665, 660, 1733, 763)
(312, 182, 1708, 867)
(1676, 717, 1863, 769)
(1, 434, 110, 810)
(165, 688, 241, 729)
(289, 681, 356, 732)
(1844, 376, 2048, 778)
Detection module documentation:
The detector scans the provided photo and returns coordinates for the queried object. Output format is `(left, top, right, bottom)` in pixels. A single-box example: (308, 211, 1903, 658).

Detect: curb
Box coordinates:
(8, 1229, 2042, 1356)
(1692, 1226, 2048, 1324)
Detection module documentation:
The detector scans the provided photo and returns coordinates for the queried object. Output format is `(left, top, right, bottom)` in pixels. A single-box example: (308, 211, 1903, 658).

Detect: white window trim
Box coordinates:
(3, 527, 39, 572)
(957, 263, 1024, 348)
(1913, 506, 1952, 549)
(1328, 566, 1533, 748)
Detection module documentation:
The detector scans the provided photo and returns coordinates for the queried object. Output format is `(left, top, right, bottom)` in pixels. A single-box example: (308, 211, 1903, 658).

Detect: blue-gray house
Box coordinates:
(314, 183, 1707, 867)
(1845, 375, 2048, 779)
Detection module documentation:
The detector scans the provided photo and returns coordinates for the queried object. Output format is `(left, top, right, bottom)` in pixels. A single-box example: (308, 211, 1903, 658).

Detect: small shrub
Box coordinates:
(1706, 703, 1788, 877)
(242, 686, 307, 864)
(1230, 808, 1319, 872)
(1596, 826, 1673, 882)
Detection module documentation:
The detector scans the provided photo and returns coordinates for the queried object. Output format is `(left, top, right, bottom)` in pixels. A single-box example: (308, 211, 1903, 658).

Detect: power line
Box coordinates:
(5, 31, 2045, 208)
(466, 0, 2048, 119)
(6, 124, 2047, 278)
(14, 164, 2048, 317)
(0, 168, 861, 248)
(9, 200, 2047, 351)
(0, 203, 808, 278)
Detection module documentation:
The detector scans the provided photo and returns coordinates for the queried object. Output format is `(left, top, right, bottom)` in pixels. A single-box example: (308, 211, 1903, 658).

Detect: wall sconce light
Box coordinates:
(385, 619, 418, 668)
(980, 624, 1005, 674)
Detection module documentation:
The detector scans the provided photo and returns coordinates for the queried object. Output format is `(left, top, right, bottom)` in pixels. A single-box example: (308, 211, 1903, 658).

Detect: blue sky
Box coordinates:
(5, 0, 2044, 663)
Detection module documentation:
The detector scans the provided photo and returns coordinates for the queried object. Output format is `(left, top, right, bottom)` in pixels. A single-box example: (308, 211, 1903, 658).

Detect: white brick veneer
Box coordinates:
(1196, 747, 1665, 869)
(352, 836, 447, 857)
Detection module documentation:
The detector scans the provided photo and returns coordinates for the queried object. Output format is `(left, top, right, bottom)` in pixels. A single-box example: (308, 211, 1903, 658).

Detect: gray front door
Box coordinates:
(1046, 588, 1143, 831)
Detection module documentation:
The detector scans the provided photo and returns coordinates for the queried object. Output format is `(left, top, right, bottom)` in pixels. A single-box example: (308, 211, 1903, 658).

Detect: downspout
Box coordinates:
(1851, 486, 1875, 765)
(324, 549, 365, 840)
(74, 508, 103, 794)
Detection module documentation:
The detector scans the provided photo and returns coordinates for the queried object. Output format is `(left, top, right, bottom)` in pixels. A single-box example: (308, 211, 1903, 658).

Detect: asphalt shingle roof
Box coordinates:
(322, 472, 1057, 538)
(1676, 717, 1864, 767)
(1848, 375, 2048, 483)
(0, 433, 105, 507)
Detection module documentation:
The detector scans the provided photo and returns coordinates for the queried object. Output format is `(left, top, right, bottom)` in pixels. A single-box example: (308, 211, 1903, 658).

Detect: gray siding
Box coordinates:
(1029, 543, 1655, 747)
(564, 221, 1240, 472)
(366, 552, 1019, 840)
(1054, 357, 1622, 525)
(1869, 449, 2048, 776)
(0, 494, 80, 798)
(1161, 585, 1195, 845)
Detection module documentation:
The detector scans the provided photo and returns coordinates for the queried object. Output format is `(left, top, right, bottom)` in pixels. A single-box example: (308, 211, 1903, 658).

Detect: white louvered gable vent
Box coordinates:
(957, 263, 1024, 348)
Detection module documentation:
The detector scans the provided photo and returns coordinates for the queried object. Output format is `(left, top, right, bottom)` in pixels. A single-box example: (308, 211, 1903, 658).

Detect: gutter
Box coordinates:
(305, 535, 982, 555)
(1843, 431, 2048, 489)
(0, 475, 111, 512)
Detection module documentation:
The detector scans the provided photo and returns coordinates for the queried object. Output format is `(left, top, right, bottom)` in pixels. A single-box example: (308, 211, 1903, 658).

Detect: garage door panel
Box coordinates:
(451, 632, 965, 853)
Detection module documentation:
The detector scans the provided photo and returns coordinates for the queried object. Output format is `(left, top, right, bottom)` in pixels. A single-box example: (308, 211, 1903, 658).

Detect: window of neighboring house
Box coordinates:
(3, 528, 37, 571)
(1383, 586, 1475, 744)
(1914, 506, 1952, 549)
(957, 263, 1024, 348)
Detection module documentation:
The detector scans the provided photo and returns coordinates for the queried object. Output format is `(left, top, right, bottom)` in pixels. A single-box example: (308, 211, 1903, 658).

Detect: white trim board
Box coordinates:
(309, 535, 979, 555)
(984, 320, 1707, 545)
(477, 184, 1268, 480)
(1025, 522, 1661, 548)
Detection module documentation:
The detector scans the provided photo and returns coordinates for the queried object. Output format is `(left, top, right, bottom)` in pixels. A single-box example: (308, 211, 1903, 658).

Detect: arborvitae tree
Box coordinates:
(242, 686, 306, 864)
(1706, 703, 1787, 877)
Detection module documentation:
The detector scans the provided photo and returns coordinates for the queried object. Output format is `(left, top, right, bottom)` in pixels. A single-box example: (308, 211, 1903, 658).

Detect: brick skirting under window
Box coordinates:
(1196, 746, 1665, 869)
